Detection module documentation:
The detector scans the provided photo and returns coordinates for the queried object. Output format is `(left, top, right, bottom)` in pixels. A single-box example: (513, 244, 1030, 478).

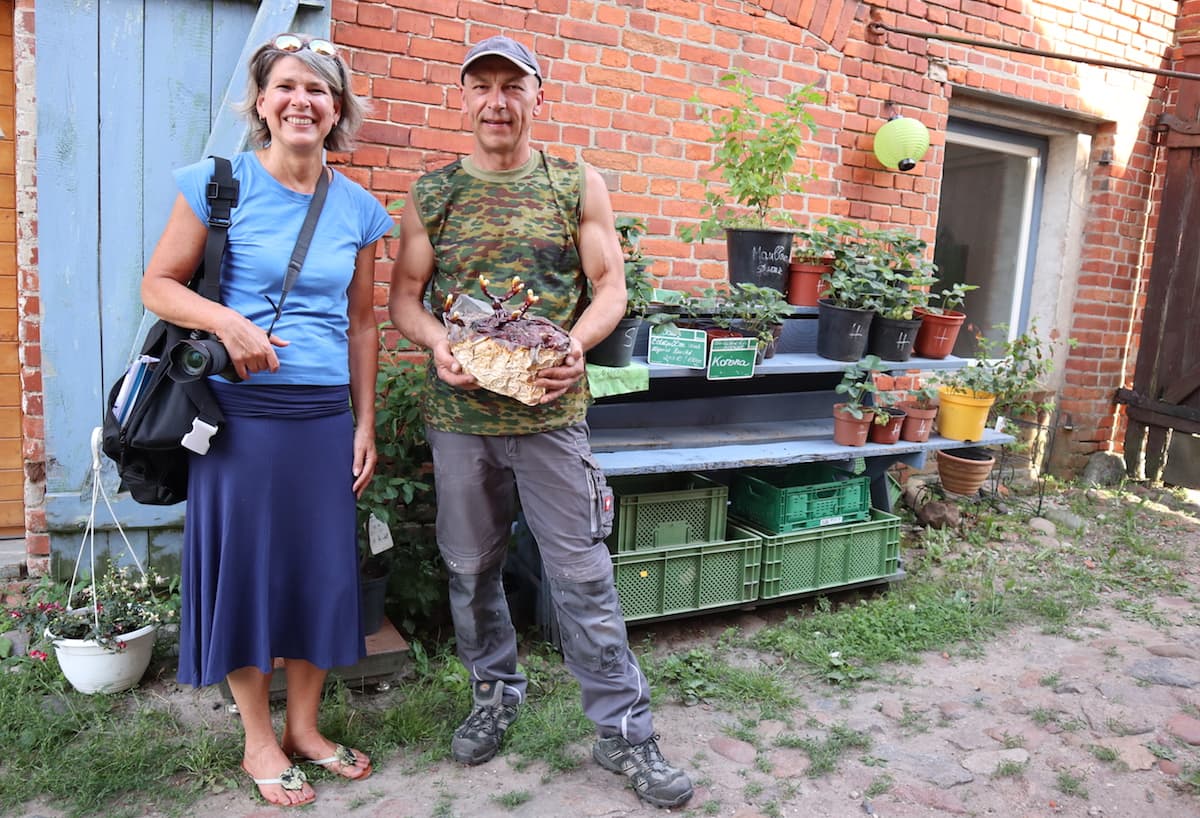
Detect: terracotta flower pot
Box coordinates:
(898, 402, 938, 442)
(869, 407, 907, 444)
(786, 259, 831, 307)
(913, 308, 966, 359)
(936, 447, 996, 496)
(833, 403, 875, 446)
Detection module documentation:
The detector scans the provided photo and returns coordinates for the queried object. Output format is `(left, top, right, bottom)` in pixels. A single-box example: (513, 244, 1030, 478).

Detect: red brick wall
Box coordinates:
(330, 0, 1181, 474)
(12, 0, 43, 568)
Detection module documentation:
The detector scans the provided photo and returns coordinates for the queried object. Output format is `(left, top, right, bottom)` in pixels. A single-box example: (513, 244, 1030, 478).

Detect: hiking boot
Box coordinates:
(450, 680, 520, 765)
(592, 734, 694, 809)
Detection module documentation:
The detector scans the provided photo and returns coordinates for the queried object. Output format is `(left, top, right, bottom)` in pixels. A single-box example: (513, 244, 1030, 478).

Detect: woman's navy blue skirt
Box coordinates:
(176, 381, 365, 687)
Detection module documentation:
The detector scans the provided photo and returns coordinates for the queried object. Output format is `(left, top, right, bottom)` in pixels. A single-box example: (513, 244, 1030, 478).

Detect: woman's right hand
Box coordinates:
(214, 308, 289, 380)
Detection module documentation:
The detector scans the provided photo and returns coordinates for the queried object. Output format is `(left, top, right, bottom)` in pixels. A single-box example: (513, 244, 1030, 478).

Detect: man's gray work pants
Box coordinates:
(428, 423, 654, 743)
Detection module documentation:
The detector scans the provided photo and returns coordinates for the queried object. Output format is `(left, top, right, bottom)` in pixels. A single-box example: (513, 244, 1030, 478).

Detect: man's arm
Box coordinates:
(388, 199, 478, 389)
(535, 164, 627, 403)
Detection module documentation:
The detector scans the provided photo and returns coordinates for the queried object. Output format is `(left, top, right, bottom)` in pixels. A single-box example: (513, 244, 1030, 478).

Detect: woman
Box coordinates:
(141, 33, 392, 807)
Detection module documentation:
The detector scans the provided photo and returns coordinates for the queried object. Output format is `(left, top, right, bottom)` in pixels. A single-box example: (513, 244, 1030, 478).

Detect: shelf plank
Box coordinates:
(593, 427, 1014, 476)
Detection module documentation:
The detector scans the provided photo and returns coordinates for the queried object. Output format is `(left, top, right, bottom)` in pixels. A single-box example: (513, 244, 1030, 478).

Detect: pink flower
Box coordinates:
(116, 640, 127, 650)
(29, 649, 48, 662)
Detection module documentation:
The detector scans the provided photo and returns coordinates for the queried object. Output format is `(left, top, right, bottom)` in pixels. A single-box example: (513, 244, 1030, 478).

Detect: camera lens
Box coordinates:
(168, 338, 239, 383)
(180, 346, 211, 377)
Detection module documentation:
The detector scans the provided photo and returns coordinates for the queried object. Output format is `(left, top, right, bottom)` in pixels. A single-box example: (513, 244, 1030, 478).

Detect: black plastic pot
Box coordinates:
(359, 572, 388, 636)
(725, 228, 793, 294)
(816, 299, 874, 362)
(587, 316, 643, 368)
(867, 315, 923, 361)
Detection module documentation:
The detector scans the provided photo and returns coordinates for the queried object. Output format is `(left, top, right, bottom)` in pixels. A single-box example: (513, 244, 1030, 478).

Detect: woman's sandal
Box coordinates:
(300, 743, 372, 781)
(241, 763, 315, 807)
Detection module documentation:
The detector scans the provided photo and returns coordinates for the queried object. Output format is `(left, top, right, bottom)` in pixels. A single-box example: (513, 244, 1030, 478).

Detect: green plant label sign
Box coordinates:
(650, 287, 686, 305)
(647, 325, 707, 368)
(707, 337, 758, 380)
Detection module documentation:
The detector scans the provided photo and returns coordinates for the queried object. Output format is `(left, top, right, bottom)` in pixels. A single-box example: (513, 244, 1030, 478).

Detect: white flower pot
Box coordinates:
(50, 624, 157, 694)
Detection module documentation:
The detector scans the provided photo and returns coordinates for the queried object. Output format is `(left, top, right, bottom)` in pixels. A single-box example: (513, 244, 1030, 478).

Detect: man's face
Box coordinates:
(461, 56, 543, 156)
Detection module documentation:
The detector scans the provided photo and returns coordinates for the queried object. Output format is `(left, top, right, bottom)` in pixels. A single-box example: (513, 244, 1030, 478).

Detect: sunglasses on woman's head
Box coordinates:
(270, 33, 338, 58)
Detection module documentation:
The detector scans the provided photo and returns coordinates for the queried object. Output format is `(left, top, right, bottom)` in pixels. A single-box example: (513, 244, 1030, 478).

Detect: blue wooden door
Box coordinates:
(36, 0, 330, 570)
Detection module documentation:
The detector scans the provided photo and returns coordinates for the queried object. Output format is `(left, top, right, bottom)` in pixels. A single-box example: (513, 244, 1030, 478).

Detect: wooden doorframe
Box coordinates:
(1119, 40, 1200, 480)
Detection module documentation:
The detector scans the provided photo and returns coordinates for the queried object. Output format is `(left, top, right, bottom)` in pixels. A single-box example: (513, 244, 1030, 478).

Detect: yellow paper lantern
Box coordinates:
(873, 116, 930, 172)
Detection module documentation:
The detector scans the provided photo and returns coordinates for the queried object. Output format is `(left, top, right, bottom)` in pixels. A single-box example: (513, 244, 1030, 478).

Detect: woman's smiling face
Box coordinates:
(256, 55, 341, 151)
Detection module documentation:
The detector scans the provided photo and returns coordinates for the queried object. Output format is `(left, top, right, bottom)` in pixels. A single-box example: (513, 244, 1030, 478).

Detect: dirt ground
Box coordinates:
(11, 485, 1200, 818)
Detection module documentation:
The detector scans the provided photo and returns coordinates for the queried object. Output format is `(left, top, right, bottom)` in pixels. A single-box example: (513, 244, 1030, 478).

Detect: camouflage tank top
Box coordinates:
(415, 151, 591, 435)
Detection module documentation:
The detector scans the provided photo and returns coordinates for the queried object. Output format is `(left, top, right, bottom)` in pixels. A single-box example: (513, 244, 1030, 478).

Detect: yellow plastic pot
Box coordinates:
(937, 387, 996, 442)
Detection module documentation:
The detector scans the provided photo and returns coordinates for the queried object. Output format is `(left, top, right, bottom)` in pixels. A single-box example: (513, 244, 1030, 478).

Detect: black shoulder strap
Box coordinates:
(195, 156, 239, 302)
(265, 168, 329, 336)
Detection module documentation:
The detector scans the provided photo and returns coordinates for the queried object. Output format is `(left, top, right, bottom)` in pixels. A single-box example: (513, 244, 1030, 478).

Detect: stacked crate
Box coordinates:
(728, 464, 901, 601)
(606, 474, 761, 622)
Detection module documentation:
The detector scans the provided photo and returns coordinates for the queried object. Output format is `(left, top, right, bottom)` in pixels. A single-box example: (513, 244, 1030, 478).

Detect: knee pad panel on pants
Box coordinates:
(549, 577, 629, 673)
(448, 568, 512, 652)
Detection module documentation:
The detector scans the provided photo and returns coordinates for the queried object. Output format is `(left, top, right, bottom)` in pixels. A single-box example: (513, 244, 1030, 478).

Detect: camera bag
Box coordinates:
(101, 156, 239, 505)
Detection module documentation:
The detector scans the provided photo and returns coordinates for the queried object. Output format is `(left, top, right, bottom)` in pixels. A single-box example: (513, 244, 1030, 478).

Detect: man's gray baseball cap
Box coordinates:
(460, 36, 542, 83)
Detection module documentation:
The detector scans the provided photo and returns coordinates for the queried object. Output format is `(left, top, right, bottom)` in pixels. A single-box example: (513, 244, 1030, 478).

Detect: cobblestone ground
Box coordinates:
(10, 486, 1200, 818)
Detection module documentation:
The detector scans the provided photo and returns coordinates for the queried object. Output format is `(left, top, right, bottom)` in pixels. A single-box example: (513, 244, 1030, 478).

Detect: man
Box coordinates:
(388, 35, 693, 809)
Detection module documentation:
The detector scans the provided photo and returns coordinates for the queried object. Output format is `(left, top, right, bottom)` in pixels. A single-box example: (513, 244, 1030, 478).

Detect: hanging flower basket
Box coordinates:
(49, 623, 158, 694)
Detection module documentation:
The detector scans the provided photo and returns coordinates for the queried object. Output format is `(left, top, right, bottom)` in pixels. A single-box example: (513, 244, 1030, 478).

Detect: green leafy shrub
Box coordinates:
(681, 69, 821, 242)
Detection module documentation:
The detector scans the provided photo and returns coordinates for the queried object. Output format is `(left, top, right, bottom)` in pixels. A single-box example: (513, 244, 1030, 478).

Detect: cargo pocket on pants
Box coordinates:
(583, 454, 614, 542)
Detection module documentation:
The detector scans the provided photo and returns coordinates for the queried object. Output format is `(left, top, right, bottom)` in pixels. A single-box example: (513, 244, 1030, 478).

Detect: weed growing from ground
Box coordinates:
(492, 789, 533, 809)
(1056, 769, 1088, 798)
(775, 723, 871, 777)
(865, 773, 893, 797)
(993, 760, 1027, 778)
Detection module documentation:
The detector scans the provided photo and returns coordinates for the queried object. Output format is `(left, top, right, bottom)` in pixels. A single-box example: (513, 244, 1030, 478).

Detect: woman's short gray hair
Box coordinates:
(237, 34, 367, 153)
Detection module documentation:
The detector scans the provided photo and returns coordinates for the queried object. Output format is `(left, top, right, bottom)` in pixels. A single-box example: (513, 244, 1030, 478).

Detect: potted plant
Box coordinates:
(933, 323, 1054, 444)
(680, 69, 821, 292)
(356, 336, 439, 635)
(899, 381, 939, 442)
(811, 218, 885, 362)
(913, 281, 978, 359)
(727, 283, 793, 359)
(866, 228, 938, 362)
(832, 355, 883, 446)
(785, 220, 841, 307)
(36, 563, 179, 694)
(589, 216, 657, 368)
(868, 391, 907, 444)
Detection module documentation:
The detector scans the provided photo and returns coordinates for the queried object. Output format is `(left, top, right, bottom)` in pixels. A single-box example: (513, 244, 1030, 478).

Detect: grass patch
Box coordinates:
(644, 647, 797, 714)
(492, 789, 533, 809)
(753, 584, 1007, 685)
(1056, 769, 1087, 798)
(993, 760, 1027, 778)
(865, 773, 893, 797)
(775, 723, 871, 777)
(0, 655, 229, 817)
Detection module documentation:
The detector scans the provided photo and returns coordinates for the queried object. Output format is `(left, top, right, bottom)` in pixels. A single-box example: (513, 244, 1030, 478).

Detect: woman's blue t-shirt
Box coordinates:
(174, 152, 393, 386)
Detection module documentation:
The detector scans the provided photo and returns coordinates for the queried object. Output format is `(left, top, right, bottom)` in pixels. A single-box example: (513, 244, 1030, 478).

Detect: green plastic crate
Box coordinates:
(607, 473, 728, 552)
(729, 464, 870, 534)
(612, 523, 760, 622)
(747, 509, 901, 600)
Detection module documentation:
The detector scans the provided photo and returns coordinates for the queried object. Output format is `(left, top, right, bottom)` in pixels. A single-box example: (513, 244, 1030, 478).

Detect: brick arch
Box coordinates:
(758, 0, 858, 51)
